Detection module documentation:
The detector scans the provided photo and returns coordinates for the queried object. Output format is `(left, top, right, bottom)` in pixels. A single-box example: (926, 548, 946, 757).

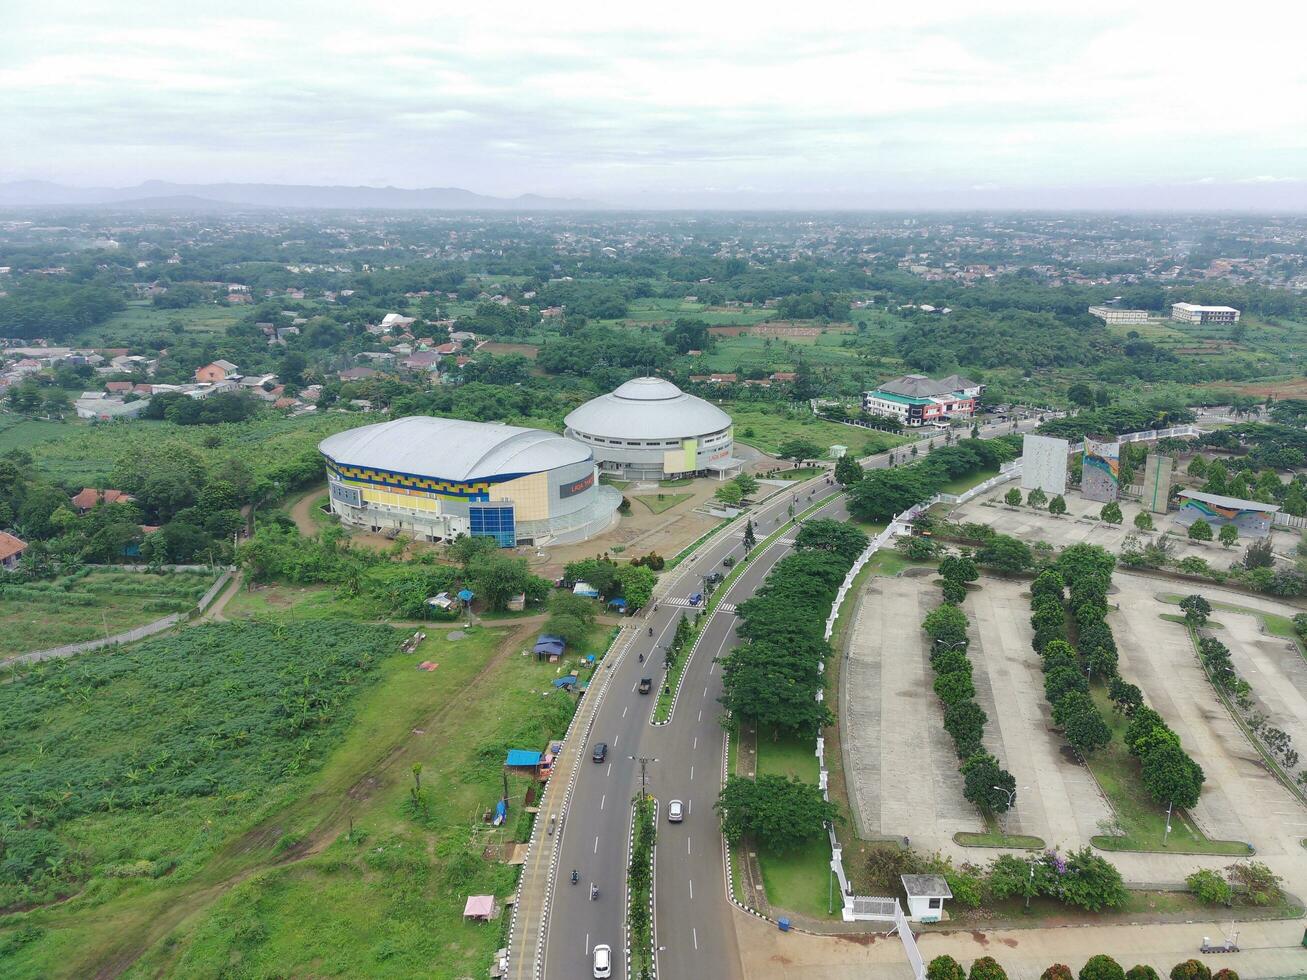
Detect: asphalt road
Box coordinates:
(538, 416, 1041, 980)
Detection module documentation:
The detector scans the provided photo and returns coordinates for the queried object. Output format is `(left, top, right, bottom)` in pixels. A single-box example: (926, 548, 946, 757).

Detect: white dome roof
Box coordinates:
(565, 377, 732, 441)
(320, 416, 591, 481)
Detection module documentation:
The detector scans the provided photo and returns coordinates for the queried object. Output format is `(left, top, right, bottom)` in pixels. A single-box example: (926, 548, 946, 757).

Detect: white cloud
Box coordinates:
(0, 0, 1303, 202)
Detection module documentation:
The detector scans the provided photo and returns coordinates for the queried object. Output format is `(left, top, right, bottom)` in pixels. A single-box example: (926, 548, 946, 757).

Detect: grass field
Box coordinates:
(1086, 686, 1253, 855)
(754, 729, 820, 782)
(0, 568, 217, 658)
(725, 402, 905, 457)
(71, 300, 242, 346)
(0, 415, 74, 455)
(634, 492, 692, 515)
(0, 611, 600, 979)
(757, 835, 838, 919)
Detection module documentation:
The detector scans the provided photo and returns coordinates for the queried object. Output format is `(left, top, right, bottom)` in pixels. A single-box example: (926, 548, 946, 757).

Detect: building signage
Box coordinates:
(330, 483, 363, 507)
(559, 471, 595, 499)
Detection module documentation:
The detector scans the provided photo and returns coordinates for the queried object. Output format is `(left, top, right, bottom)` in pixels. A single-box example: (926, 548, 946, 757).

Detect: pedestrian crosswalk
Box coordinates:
(663, 597, 737, 614)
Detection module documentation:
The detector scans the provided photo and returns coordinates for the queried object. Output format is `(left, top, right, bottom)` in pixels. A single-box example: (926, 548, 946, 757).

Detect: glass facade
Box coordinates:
(469, 503, 517, 547)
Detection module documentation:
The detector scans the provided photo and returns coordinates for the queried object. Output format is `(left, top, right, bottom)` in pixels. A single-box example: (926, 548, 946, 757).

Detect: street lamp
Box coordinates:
(992, 785, 1025, 834)
(629, 755, 658, 800)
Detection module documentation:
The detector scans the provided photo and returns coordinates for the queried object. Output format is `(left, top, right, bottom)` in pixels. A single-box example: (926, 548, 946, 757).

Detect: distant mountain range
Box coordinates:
(0, 180, 601, 211)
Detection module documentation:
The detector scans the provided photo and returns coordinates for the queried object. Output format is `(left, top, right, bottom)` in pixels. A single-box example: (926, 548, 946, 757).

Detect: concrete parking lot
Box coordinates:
(946, 486, 1298, 566)
(967, 578, 1112, 849)
(1111, 573, 1307, 854)
(843, 575, 977, 851)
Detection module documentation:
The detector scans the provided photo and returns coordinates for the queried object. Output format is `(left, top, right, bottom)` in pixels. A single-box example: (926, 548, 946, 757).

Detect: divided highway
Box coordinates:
(531, 418, 1042, 980)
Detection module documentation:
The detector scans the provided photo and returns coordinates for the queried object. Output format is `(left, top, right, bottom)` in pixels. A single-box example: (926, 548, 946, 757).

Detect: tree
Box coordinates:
(1126, 968, 1160, 980)
(1057, 847, 1128, 911)
(939, 553, 979, 584)
(1134, 511, 1154, 531)
(1224, 859, 1283, 906)
(1179, 594, 1211, 627)
(1187, 519, 1212, 542)
(935, 670, 976, 705)
(1185, 869, 1233, 906)
(469, 553, 534, 611)
(941, 578, 968, 605)
(1141, 742, 1205, 809)
(1241, 536, 1274, 569)
(1211, 971, 1238, 980)
(849, 468, 940, 523)
(961, 753, 1015, 813)
(834, 454, 864, 487)
(733, 472, 759, 497)
(1100, 502, 1123, 524)
(1108, 676, 1143, 716)
(615, 564, 656, 611)
(943, 700, 988, 758)
(976, 534, 1033, 574)
(1218, 524, 1239, 549)
(1168, 960, 1212, 980)
(1042, 967, 1074, 980)
(449, 533, 498, 569)
(1049, 494, 1067, 516)
(794, 519, 869, 561)
(1045, 665, 1088, 705)
(969, 957, 1009, 980)
(715, 482, 744, 506)
(1005, 487, 1023, 506)
(1027, 488, 1048, 508)
(1053, 692, 1111, 754)
(742, 518, 756, 551)
(1080, 956, 1126, 980)
(928, 956, 968, 980)
(924, 603, 970, 649)
(777, 438, 823, 466)
(716, 774, 837, 851)
(1057, 543, 1117, 585)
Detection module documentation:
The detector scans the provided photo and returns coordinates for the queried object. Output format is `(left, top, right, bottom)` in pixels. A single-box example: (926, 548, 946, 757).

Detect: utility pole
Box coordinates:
(629, 755, 658, 800)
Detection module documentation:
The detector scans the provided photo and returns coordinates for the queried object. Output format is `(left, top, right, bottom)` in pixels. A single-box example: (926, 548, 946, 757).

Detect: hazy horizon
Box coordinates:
(3, 0, 1306, 210)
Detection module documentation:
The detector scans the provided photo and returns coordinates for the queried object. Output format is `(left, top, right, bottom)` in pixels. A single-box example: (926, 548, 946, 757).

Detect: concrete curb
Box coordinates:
(507, 623, 638, 980)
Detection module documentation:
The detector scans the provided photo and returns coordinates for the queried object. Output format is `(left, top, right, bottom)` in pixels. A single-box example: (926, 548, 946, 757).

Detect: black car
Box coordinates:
(638, 678, 652, 694)
(592, 742, 608, 762)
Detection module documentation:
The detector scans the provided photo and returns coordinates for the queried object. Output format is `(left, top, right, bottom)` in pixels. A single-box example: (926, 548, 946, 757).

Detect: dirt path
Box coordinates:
(199, 569, 243, 623)
(63, 620, 544, 979)
(287, 484, 327, 536)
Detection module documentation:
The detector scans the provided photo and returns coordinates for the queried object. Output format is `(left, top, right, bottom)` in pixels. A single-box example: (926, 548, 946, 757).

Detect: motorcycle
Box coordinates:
(571, 869, 579, 885)
(590, 884, 599, 901)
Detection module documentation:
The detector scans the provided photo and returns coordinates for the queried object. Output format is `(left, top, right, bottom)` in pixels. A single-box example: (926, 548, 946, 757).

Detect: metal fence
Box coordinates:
(8, 567, 234, 666)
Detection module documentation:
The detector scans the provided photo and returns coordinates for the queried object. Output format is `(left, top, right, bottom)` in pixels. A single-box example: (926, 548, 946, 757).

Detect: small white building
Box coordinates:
(1171, 303, 1240, 325)
(1088, 306, 1149, 325)
(901, 874, 951, 923)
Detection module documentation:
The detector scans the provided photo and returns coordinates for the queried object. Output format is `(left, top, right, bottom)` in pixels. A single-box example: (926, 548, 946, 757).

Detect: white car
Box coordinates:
(668, 799, 684, 823)
(593, 943, 612, 978)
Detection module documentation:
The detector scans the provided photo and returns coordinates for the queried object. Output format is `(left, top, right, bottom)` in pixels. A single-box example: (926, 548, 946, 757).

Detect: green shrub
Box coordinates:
(970, 956, 1009, 980)
(1169, 960, 1211, 980)
(1079, 955, 1126, 980)
(927, 956, 967, 980)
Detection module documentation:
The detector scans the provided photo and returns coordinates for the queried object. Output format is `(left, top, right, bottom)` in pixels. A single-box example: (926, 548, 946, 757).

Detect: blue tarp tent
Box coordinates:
(493, 799, 507, 826)
(505, 749, 542, 768)
(533, 633, 566, 659)
(552, 676, 577, 688)
(457, 588, 475, 602)
(607, 598, 627, 611)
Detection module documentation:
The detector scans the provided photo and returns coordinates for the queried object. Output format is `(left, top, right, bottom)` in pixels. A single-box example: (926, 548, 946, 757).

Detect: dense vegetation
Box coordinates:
(847, 436, 1020, 523)
(0, 621, 397, 909)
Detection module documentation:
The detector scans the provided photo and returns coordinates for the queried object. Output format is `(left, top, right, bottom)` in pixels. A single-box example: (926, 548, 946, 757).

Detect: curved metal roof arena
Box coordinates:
(318, 416, 592, 482)
(564, 376, 731, 440)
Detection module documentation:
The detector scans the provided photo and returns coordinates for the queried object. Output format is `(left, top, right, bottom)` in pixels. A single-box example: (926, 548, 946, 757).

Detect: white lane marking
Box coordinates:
(631, 682, 637, 693)
(593, 835, 599, 854)
(613, 734, 619, 746)
(710, 662, 716, 675)
(689, 878, 694, 899)
(622, 705, 628, 718)
(703, 686, 708, 698)
(601, 794, 606, 810)
(693, 927, 699, 950)
(698, 709, 702, 722)
(586, 933, 590, 953)
(693, 736, 698, 750)
(687, 836, 691, 854)
(690, 765, 695, 781)
(606, 763, 612, 777)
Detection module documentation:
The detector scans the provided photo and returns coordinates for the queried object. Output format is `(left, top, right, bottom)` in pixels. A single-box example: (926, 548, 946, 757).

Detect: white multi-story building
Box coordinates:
(862, 374, 981, 427)
(1171, 303, 1240, 324)
(1088, 306, 1149, 325)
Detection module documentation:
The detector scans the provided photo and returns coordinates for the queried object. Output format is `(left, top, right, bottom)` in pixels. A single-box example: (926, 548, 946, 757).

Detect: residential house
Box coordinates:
(195, 359, 240, 383)
(0, 531, 27, 571)
(338, 367, 380, 382)
(71, 488, 134, 513)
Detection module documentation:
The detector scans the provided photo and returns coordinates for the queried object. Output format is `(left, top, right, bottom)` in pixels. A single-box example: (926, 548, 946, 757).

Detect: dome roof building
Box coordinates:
(319, 416, 619, 546)
(564, 377, 740, 480)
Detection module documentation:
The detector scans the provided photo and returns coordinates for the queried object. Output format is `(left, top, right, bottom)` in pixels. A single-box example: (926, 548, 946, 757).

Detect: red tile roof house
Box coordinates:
(0, 531, 27, 571)
(71, 488, 135, 514)
(105, 381, 135, 394)
(195, 359, 239, 383)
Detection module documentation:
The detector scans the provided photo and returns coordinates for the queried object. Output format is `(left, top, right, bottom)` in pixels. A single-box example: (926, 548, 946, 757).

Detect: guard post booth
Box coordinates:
(901, 874, 952, 923)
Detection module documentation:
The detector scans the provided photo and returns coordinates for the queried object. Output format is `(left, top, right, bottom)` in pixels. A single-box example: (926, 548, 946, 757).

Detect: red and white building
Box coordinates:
(862, 374, 981, 427)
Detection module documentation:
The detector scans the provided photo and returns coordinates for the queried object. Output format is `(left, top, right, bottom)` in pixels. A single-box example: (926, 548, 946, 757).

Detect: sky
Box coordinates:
(2, 0, 1306, 208)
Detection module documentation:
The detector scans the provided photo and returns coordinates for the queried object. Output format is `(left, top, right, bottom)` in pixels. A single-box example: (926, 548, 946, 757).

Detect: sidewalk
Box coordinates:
(507, 622, 640, 979)
(735, 909, 1307, 980)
